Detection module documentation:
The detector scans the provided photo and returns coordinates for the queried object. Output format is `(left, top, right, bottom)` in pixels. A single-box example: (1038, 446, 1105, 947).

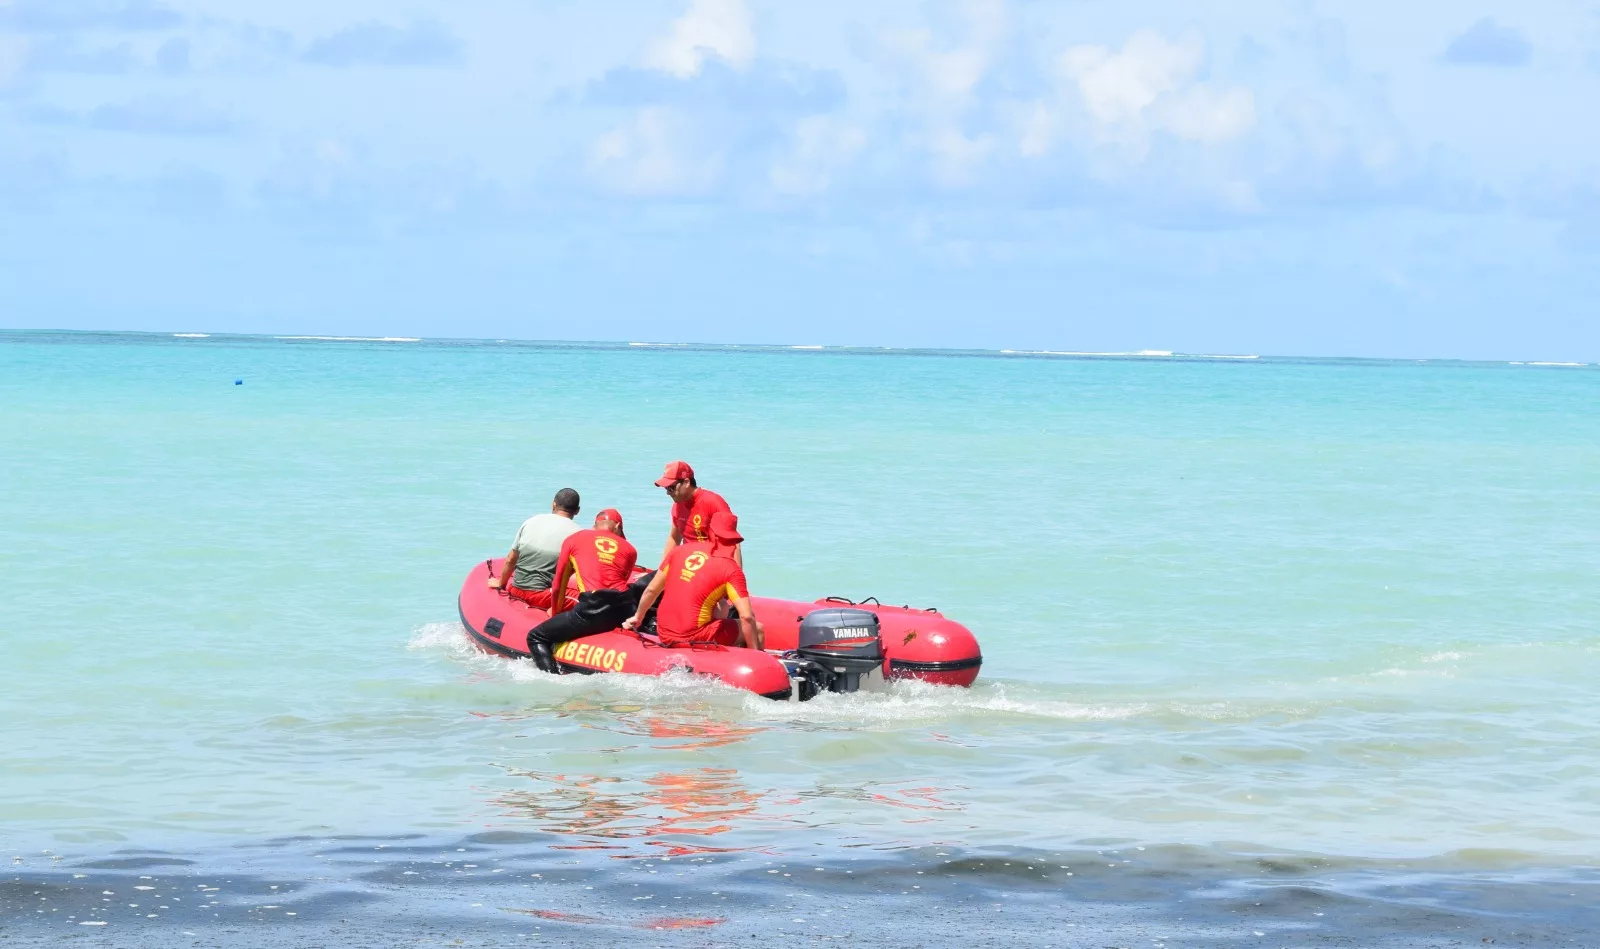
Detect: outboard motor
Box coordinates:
(790, 607, 885, 698)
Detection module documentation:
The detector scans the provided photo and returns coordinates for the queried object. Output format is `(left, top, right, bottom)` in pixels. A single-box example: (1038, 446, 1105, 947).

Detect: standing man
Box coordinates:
(624, 512, 762, 650)
(654, 460, 741, 566)
(488, 488, 584, 610)
(524, 508, 641, 673)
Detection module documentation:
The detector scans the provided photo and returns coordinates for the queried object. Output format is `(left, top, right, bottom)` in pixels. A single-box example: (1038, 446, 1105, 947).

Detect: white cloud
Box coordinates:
(589, 107, 722, 196)
(642, 0, 755, 78)
(882, 0, 1005, 112)
(1062, 31, 1204, 127)
(1273, 92, 1400, 181)
(1023, 30, 1256, 160)
(1155, 83, 1258, 145)
(769, 115, 867, 196)
(878, 0, 1007, 186)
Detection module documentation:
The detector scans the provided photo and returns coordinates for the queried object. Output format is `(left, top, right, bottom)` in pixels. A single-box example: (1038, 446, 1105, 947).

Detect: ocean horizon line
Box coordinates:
(0, 327, 1595, 369)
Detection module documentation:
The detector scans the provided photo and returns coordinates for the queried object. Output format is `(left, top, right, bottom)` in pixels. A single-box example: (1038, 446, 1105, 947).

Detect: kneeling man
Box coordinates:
(524, 509, 640, 672)
(624, 512, 761, 650)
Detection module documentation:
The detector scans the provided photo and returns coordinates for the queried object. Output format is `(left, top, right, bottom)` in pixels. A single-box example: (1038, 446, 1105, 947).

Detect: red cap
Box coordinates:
(708, 511, 743, 544)
(654, 460, 694, 487)
(596, 508, 623, 530)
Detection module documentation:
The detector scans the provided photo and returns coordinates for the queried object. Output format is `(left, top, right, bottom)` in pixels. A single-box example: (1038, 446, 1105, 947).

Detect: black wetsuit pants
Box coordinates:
(525, 573, 652, 650)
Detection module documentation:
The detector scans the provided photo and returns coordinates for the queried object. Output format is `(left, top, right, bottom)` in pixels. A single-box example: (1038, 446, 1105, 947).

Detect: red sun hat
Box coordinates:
(597, 508, 624, 530)
(654, 460, 695, 487)
(708, 511, 743, 544)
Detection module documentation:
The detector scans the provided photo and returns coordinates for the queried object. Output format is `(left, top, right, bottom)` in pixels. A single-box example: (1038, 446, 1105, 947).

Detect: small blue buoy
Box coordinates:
(235, 379, 243, 385)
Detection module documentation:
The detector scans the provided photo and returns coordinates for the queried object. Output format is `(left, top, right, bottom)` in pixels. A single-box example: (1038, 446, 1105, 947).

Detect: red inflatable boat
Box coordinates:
(456, 559, 982, 701)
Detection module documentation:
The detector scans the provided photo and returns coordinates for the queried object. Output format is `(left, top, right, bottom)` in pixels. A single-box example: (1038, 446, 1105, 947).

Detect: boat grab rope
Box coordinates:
(821, 594, 939, 613)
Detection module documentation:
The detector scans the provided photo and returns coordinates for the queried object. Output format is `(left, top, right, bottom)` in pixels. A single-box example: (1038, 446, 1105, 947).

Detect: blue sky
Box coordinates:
(2, 0, 1597, 358)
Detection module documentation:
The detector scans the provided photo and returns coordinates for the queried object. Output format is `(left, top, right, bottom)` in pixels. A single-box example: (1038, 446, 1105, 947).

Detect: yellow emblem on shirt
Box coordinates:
(678, 551, 708, 581)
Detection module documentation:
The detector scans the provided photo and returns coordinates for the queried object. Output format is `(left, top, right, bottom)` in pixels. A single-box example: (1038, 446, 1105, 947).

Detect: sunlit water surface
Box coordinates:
(3, 332, 1598, 944)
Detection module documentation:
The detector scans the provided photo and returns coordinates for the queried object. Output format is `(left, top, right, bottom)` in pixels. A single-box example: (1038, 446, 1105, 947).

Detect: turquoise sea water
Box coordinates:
(4, 331, 1599, 943)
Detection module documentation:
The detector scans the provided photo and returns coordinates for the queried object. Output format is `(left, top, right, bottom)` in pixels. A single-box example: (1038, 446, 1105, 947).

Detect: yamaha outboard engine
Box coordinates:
(790, 608, 885, 698)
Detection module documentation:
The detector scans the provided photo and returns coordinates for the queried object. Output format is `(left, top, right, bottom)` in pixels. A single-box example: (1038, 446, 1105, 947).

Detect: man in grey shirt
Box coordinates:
(488, 488, 584, 610)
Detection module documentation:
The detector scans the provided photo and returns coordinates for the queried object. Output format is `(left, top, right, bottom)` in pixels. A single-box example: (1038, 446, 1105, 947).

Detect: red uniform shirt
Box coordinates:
(654, 541, 749, 644)
(672, 488, 733, 544)
(556, 529, 638, 595)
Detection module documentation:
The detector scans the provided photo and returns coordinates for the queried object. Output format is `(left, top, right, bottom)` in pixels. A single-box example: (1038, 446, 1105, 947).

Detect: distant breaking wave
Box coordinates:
(274, 336, 421, 342)
(1001, 349, 1174, 357)
(1000, 349, 1259, 360)
(172, 333, 210, 338)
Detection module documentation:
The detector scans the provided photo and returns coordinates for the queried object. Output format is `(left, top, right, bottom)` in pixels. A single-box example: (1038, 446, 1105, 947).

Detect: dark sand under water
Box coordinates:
(5, 833, 1597, 947)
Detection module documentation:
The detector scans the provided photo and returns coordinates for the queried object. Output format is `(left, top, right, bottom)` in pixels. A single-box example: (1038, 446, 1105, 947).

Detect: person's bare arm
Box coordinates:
(729, 595, 761, 650)
(622, 570, 670, 631)
(548, 556, 572, 615)
(659, 523, 683, 571)
(489, 549, 518, 590)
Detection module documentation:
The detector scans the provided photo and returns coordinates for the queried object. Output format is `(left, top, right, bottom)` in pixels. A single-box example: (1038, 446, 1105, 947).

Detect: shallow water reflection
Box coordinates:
(589, 712, 767, 751)
(797, 782, 966, 813)
(494, 767, 785, 855)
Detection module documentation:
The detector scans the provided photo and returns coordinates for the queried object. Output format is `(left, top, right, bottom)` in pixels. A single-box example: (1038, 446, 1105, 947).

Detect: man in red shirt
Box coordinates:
(525, 509, 642, 673)
(549, 508, 638, 606)
(624, 512, 761, 650)
(653, 460, 741, 566)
